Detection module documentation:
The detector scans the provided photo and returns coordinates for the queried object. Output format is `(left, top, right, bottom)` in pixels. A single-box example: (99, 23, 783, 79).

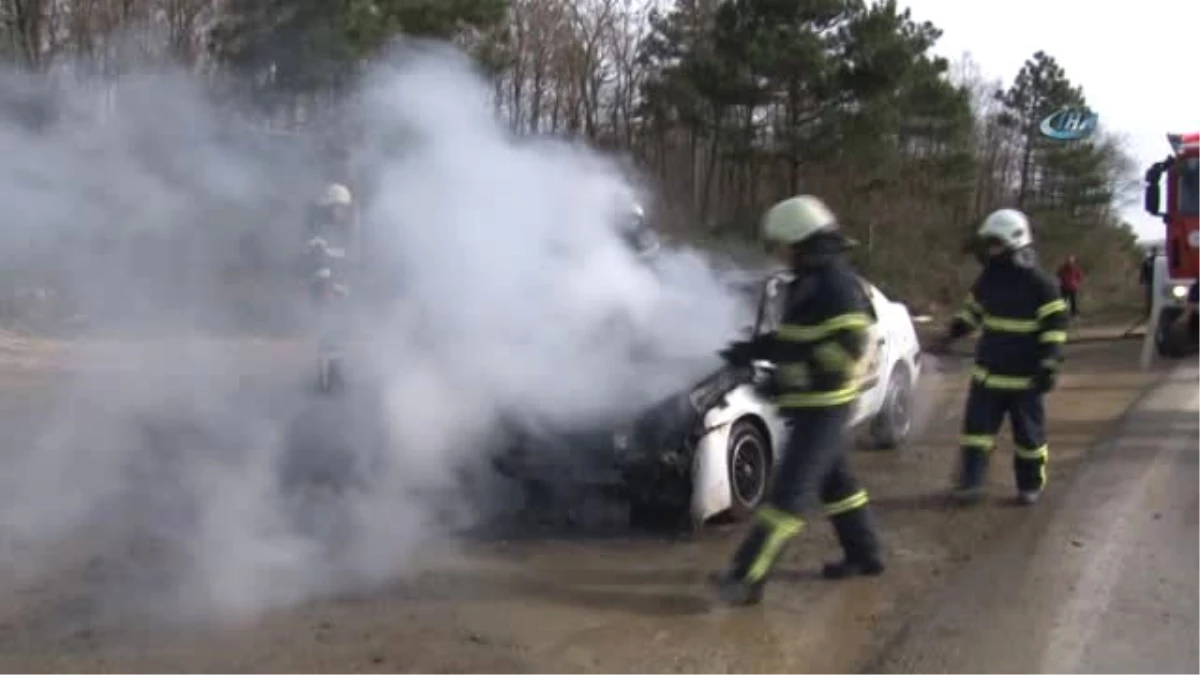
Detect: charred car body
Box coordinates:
(493, 269, 923, 528)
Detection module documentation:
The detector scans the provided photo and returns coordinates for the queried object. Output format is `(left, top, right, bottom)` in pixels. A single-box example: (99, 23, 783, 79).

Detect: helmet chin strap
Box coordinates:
(1011, 246, 1038, 268)
(979, 246, 1036, 268)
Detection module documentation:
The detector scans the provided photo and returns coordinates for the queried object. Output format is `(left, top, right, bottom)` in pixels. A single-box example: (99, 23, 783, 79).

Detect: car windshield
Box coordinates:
(1177, 157, 1199, 216)
(753, 273, 879, 335)
(752, 272, 790, 335)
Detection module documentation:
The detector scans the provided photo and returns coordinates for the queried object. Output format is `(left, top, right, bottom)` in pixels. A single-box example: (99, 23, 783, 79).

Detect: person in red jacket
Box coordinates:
(1057, 255, 1083, 318)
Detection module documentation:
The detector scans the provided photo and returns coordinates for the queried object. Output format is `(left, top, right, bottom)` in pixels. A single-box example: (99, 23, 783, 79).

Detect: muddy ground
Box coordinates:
(0, 330, 1174, 673)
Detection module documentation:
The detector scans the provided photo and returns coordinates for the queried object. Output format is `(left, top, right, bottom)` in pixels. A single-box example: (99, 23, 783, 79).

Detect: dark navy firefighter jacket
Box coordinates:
(949, 256, 1069, 390)
(762, 245, 874, 410)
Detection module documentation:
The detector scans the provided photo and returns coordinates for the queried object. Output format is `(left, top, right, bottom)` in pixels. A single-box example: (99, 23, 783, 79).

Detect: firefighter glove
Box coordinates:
(751, 366, 781, 398)
(718, 342, 751, 367)
(720, 337, 768, 367)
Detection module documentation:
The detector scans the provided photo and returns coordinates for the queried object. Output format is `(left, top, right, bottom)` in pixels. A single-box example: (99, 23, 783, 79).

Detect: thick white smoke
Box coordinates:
(0, 42, 751, 621)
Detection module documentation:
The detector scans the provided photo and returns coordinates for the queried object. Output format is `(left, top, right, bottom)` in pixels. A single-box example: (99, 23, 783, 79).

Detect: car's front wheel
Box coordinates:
(727, 420, 770, 521)
(870, 364, 914, 450)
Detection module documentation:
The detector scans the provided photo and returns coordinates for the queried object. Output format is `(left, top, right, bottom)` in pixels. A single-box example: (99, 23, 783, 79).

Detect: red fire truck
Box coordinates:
(1145, 131, 1199, 277)
(1142, 133, 1200, 357)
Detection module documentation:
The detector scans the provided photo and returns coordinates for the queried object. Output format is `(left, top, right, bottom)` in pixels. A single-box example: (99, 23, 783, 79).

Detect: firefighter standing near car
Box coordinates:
(710, 195, 884, 607)
(304, 182, 361, 304)
(305, 182, 360, 374)
(619, 202, 662, 260)
(931, 208, 1068, 506)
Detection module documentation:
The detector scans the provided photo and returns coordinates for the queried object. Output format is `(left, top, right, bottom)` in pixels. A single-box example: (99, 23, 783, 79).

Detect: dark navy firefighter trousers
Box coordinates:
(958, 382, 1049, 493)
(727, 404, 881, 585)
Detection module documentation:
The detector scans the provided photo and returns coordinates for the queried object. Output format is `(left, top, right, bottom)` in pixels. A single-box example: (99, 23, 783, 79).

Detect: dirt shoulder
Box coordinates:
(0, 331, 1174, 673)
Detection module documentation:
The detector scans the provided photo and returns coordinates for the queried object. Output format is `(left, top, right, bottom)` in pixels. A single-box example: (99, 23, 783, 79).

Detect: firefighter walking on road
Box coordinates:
(710, 195, 884, 607)
(932, 208, 1069, 506)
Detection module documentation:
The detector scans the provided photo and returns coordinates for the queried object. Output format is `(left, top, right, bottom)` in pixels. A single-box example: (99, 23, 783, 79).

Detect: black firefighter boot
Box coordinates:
(710, 512, 803, 606)
(709, 525, 771, 606)
(951, 447, 990, 505)
(822, 507, 885, 580)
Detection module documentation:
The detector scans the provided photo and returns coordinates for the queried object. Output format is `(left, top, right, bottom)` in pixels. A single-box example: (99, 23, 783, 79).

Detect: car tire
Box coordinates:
(1155, 308, 1189, 359)
(727, 420, 770, 522)
(870, 364, 914, 450)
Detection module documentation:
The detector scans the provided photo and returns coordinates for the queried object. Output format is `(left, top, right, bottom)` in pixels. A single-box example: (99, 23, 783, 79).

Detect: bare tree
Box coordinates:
(4, 0, 65, 70)
(160, 0, 215, 66)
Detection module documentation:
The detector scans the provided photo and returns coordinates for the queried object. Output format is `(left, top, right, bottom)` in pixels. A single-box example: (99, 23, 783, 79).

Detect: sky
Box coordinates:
(903, 0, 1200, 242)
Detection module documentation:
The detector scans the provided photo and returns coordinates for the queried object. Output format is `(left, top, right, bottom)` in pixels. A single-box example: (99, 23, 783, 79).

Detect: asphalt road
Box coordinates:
(869, 360, 1199, 674)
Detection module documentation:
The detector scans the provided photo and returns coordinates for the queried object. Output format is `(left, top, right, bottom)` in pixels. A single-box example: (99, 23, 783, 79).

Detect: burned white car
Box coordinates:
(494, 270, 922, 529)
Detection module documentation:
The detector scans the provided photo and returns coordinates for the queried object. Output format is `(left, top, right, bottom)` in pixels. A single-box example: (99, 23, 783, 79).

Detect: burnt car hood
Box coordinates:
(492, 363, 750, 486)
(618, 363, 747, 457)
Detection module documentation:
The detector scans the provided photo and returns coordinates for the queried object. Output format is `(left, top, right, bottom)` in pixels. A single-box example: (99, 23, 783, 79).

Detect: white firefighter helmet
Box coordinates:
(621, 202, 660, 258)
(761, 195, 839, 244)
(318, 182, 353, 207)
(978, 208, 1032, 250)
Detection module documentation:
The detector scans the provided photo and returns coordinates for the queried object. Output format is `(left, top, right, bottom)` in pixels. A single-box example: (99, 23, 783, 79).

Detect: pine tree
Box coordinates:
(997, 50, 1127, 258)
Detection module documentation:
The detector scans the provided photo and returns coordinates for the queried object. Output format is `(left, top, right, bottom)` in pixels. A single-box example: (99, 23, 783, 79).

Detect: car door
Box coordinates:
(751, 270, 792, 336)
(851, 278, 889, 426)
(749, 272, 792, 455)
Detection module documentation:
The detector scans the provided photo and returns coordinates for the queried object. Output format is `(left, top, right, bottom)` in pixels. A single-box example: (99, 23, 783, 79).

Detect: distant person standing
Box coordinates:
(1056, 255, 1083, 318)
(1140, 247, 1158, 317)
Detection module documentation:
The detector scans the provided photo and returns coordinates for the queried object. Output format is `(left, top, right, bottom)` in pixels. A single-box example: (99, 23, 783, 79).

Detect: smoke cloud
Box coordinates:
(0, 41, 750, 622)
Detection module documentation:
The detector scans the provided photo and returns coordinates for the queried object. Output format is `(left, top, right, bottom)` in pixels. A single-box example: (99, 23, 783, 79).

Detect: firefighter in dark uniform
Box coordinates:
(305, 182, 359, 388)
(304, 182, 360, 303)
(932, 208, 1068, 506)
(710, 195, 884, 606)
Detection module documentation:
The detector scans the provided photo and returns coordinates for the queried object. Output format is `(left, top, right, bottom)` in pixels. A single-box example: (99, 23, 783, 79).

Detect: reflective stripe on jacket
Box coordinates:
(766, 257, 873, 408)
(950, 257, 1068, 387)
